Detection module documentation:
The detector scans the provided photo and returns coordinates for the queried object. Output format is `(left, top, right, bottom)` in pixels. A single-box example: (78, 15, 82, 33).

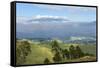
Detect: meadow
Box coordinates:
(16, 39, 96, 65)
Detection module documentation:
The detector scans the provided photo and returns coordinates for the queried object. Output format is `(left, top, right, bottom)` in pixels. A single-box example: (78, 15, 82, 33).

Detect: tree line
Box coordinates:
(44, 40, 85, 64)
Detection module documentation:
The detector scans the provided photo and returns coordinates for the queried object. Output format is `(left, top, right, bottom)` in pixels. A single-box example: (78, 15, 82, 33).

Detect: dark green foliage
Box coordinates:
(69, 45, 84, 59)
(51, 40, 63, 62)
(69, 45, 76, 59)
(75, 46, 84, 58)
(16, 46, 25, 65)
(44, 58, 50, 64)
(62, 49, 70, 59)
(53, 51, 62, 62)
(16, 41, 31, 65)
(84, 53, 94, 56)
(51, 40, 61, 52)
(21, 41, 31, 56)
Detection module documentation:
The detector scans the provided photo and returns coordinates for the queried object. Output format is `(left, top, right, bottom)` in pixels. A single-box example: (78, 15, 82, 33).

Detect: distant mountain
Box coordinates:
(16, 16, 96, 40)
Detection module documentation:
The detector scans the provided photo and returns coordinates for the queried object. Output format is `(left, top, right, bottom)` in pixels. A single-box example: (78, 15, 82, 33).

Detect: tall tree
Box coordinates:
(69, 45, 76, 59)
(51, 40, 63, 62)
(51, 40, 60, 52)
(75, 46, 84, 58)
(53, 51, 62, 62)
(62, 49, 70, 59)
(16, 41, 31, 65)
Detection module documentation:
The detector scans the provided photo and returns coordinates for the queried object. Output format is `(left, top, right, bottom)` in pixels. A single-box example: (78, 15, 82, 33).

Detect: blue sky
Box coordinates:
(16, 3, 96, 22)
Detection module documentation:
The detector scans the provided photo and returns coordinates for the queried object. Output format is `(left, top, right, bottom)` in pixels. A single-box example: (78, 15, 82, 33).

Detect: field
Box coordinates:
(16, 39, 97, 65)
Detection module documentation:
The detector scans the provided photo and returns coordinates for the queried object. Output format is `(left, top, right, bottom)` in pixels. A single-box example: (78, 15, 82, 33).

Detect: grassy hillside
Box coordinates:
(16, 40, 96, 65)
(60, 43, 96, 56)
(25, 44, 54, 65)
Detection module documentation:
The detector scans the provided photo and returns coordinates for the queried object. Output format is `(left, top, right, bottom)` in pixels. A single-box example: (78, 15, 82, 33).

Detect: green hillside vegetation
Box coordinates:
(60, 43, 96, 56)
(16, 39, 96, 65)
(25, 44, 54, 64)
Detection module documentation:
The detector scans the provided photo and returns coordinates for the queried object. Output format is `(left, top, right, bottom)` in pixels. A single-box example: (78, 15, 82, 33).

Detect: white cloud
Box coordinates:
(32, 15, 68, 19)
(17, 15, 70, 24)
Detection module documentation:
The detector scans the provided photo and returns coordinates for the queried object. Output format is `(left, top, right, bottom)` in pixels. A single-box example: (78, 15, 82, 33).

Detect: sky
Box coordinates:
(16, 3, 96, 22)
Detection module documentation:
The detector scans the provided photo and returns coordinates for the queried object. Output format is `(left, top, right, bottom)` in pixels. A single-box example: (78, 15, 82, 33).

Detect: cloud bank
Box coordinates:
(17, 15, 70, 24)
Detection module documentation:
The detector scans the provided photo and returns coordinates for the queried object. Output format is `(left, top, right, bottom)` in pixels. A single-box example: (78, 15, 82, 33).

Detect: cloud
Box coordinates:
(17, 15, 70, 24)
(16, 16, 30, 24)
(33, 15, 65, 19)
(32, 15, 69, 21)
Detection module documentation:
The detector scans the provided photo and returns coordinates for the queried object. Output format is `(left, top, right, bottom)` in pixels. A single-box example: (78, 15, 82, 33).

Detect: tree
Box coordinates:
(51, 40, 60, 52)
(62, 49, 70, 59)
(53, 51, 62, 62)
(69, 45, 76, 59)
(51, 40, 63, 62)
(68, 45, 84, 59)
(21, 41, 31, 56)
(16, 41, 31, 65)
(16, 46, 25, 65)
(44, 58, 50, 64)
(75, 46, 84, 58)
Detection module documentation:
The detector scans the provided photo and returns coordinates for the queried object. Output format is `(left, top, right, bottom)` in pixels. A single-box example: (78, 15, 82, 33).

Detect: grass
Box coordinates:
(24, 44, 54, 65)
(60, 43, 96, 56)
(62, 56, 96, 63)
(16, 40, 97, 65)
(79, 45, 96, 56)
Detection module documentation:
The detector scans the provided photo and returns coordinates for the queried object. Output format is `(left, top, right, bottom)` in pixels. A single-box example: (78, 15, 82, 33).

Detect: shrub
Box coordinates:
(16, 41, 31, 65)
(62, 49, 70, 59)
(69, 45, 76, 59)
(53, 51, 62, 62)
(44, 58, 50, 64)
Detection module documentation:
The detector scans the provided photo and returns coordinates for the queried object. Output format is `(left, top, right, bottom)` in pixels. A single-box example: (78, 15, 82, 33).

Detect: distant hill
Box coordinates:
(16, 16, 96, 40)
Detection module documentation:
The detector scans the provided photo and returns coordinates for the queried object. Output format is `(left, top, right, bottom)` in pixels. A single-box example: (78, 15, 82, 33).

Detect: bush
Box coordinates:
(51, 40, 60, 52)
(53, 51, 62, 62)
(69, 45, 76, 59)
(62, 49, 70, 59)
(69, 45, 84, 59)
(44, 58, 50, 64)
(75, 46, 84, 58)
(51, 40, 63, 62)
(16, 41, 31, 65)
